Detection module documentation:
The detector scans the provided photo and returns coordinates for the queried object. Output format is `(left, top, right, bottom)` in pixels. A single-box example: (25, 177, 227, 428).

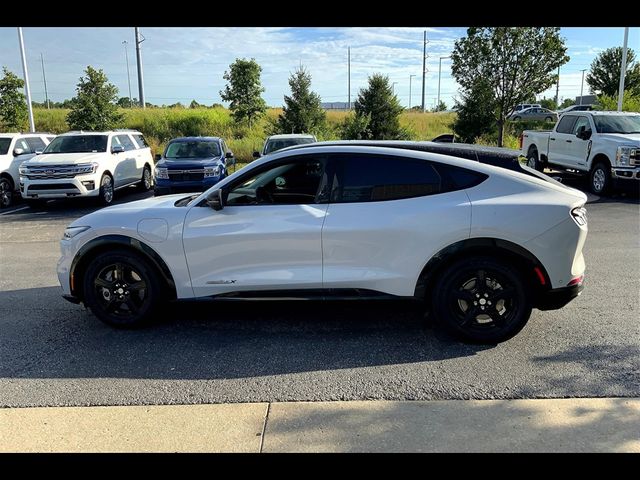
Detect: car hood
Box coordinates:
(599, 133, 640, 144)
(157, 157, 223, 169)
(23, 152, 104, 165)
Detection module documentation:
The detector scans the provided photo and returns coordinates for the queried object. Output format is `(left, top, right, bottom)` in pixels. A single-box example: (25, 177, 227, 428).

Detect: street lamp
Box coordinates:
(579, 69, 587, 105)
(437, 56, 451, 108)
(123, 40, 133, 107)
(409, 74, 416, 109)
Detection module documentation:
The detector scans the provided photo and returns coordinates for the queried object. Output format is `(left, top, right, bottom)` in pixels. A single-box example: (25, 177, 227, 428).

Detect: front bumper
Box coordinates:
(154, 176, 222, 196)
(536, 283, 584, 310)
(611, 166, 640, 181)
(21, 174, 100, 199)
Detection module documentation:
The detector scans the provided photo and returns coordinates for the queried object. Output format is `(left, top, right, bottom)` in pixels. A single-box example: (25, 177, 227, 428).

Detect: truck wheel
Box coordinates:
(0, 177, 13, 208)
(99, 173, 114, 205)
(589, 161, 611, 195)
(526, 152, 544, 172)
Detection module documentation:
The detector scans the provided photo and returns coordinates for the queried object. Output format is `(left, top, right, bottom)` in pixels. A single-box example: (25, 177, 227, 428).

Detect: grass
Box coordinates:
(32, 107, 530, 161)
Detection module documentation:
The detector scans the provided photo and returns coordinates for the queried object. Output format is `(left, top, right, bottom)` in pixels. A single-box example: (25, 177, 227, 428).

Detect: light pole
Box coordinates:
(579, 69, 587, 105)
(617, 27, 629, 112)
(437, 56, 450, 109)
(409, 74, 416, 109)
(135, 27, 146, 109)
(392, 82, 398, 96)
(122, 40, 133, 107)
(17, 27, 35, 132)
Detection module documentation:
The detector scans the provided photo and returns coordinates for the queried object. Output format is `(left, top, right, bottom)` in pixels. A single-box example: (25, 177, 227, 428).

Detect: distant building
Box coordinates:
(575, 95, 597, 105)
(321, 102, 350, 110)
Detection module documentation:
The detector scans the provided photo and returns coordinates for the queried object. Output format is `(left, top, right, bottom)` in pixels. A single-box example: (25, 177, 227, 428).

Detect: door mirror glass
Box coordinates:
(111, 144, 125, 154)
(225, 151, 234, 159)
(252, 151, 261, 159)
(13, 147, 25, 156)
(206, 188, 224, 211)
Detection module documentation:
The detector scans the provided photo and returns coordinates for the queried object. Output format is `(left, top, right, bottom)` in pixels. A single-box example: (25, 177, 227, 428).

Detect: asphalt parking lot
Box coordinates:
(1, 179, 639, 408)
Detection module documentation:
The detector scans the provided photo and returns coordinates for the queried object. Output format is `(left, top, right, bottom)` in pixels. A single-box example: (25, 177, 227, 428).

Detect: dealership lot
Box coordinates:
(0, 182, 638, 408)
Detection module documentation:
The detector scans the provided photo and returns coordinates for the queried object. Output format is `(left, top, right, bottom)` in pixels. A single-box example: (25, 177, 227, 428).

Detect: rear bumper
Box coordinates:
(536, 283, 584, 311)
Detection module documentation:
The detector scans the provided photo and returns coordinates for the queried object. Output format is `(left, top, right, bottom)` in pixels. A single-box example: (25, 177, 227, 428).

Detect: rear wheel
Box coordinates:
(526, 150, 544, 172)
(589, 161, 611, 195)
(99, 173, 114, 205)
(513, 116, 521, 121)
(545, 116, 553, 122)
(83, 250, 162, 328)
(138, 165, 152, 191)
(431, 257, 532, 344)
(0, 177, 13, 208)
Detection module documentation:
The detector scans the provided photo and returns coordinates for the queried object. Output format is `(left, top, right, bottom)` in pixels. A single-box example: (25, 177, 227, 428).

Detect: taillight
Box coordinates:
(567, 274, 584, 287)
(519, 133, 524, 150)
(571, 207, 587, 226)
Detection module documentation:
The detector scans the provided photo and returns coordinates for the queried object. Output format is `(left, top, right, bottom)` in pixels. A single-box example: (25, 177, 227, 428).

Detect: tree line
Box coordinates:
(1, 27, 639, 147)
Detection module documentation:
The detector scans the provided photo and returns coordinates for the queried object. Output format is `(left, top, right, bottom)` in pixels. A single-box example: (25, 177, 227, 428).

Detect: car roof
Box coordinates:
(59, 130, 142, 136)
(0, 132, 54, 137)
(168, 136, 222, 142)
(583, 110, 640, 116)
(266, 134, 316, 140)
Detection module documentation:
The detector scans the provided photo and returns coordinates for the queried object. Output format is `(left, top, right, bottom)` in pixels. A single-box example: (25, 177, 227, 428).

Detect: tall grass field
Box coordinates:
(31, 108, 457, 162)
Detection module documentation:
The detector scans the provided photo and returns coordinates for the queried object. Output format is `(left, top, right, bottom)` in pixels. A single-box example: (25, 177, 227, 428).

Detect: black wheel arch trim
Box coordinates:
(414, 237, 551, 302)
(70, 234, 177, 302)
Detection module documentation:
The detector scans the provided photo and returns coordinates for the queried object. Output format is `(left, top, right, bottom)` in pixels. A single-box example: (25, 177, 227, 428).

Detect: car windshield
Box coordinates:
(165, 141, 221, 159)
(593, 115, 640, 134)
(44, 135, 108, 153)
(264, 137, 315, 154)
(0, 138, 11, 155)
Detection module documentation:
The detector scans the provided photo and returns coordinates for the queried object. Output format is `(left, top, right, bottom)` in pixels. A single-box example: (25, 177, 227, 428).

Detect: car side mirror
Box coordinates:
(13, 148, 25, 156)
(111, 145, 125, 154)
(253, 151, 261, 159)
(576, 126, 592, 140)
(206, 188, 225, 211)
(35, 149, 43, 155)
(225, 151, 234, 159)
(155, 153, 162, 161)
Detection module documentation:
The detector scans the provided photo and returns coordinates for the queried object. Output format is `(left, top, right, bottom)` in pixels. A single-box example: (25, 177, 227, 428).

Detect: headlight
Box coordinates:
(75, 162, 99, 175)
(204, 165, 221, 178)
(155, 167, 169, 179)
(63, 226, 91, 240)
(19, 165, 30, 175)
(616, 146, 636, 166)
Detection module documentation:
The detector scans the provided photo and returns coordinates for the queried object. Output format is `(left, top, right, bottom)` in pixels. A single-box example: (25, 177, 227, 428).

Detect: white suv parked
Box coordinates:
(0, 132, 56, 208)
(58, 144, 588, 344)
(19, 130, 154, 207)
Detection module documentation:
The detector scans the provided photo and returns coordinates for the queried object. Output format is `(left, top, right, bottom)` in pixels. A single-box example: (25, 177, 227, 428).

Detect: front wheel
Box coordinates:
(431, 257, 532, 344)
(589, 162, 611, 195)
(82, 250, 162, 328)
(99, 173, 114, 205)
(0, 177, 13, 208)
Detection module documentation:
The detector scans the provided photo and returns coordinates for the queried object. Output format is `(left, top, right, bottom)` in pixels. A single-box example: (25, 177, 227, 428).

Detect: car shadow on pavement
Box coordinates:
(0, 286, 492, 381)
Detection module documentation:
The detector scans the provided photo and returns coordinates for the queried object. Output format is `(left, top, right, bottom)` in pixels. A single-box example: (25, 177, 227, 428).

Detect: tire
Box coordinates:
(513, 116, 521, 121)
(99, 173, 114, 205)
(82, 249, 163, 328)
(138, 165, 152, 191)
(589, 161, 611, 195)
(545, 116, 553, 122)
(431, 256, 532, 344)
(526, 150, 544, 172)
(0, 177, 13, 208)
(25, 199, 46, 209)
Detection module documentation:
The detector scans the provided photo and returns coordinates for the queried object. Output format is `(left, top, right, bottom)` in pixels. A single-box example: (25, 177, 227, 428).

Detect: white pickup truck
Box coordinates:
(521, 111, 640, 194)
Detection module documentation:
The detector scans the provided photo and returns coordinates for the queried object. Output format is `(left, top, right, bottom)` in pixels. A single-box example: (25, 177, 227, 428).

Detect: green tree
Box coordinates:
(116, 96, 137, 108)
(587, 47, 640, 97)
(451, 27, 569, 146)
(452, 78, 497, 143)
(219, 58, 267, 128)
(431, 100, 447, 112)
(0, 67, 28, 130)
(559, 98, 575, 109)
(189, 99, 201, 109)
(595, 92, 640, 112)
(539, 96, 557, 110)
(275, 66, 326, 135)
(343, 74, 407, 140)
(66, 66, 123, 130)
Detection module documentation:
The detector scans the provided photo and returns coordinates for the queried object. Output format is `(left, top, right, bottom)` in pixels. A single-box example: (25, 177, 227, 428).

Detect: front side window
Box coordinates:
(165, 141, 222, 159)
(114, 134, 137, 151)
(44, 135, 108, 154)
(13, 138, 31, 154)
(556, 115, 577, 134)
(25, 137, 46, 151)
(593, 115, 640, 134)
(226, 157, 325, 206)
(572, 116, 592, 136)
(329, 154, 442, 203)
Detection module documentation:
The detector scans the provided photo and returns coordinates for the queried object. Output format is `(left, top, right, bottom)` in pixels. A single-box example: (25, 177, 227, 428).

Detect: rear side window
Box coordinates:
(114, 134, 137, 151)
(434, 163, 488, 190)
(25, 137, 46, 152)
(556, 115, 577, 134)
(132, 134, 148, 149)
(329, 154, 442, 203)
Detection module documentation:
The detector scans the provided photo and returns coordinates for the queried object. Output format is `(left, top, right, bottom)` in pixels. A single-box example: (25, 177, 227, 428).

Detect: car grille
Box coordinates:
(631, 149, 639, 166)
(23, 165, 79, 179)
(168, 169, 204, 182)
(28, 183, 78, 191)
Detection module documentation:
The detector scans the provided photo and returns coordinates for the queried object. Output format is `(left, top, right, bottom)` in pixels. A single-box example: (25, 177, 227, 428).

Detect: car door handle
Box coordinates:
(566, 140, 572, 143)
(550, 137, 556, 141)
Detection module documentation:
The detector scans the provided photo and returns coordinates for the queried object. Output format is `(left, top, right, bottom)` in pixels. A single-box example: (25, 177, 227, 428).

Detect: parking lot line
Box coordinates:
(0, 206, 30, 216)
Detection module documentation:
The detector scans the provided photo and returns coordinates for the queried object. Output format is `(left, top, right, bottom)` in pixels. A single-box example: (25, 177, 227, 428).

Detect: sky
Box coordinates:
(0, 27, 638, 109)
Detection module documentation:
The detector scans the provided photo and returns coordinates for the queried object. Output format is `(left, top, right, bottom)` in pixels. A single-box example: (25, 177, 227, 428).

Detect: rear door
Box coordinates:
(113, 134, 139, 184)
(321, 153, 473, 297)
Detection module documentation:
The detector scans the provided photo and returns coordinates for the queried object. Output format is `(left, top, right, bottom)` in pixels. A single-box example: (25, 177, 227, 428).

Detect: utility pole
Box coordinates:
(554, 65, 560, 108)
(617, 27, 629, 112)
(135, 27, 146, 109)
(17, 27, 35, 132)
(40, 53, 50, 110)
(437, 56, 450, 109)
(409, 74, 416, 109)
(123, 40, 133, 107)
(421, 30, 427, 113)
(579, 69, 587, 105)
(392, 82, 398, 95)
(348, 46, 351, 110)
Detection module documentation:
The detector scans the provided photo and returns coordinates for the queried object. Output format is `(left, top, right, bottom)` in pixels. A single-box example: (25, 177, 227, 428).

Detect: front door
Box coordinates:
(565, 116, 593, 169)
(182, 155, 329, 297)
